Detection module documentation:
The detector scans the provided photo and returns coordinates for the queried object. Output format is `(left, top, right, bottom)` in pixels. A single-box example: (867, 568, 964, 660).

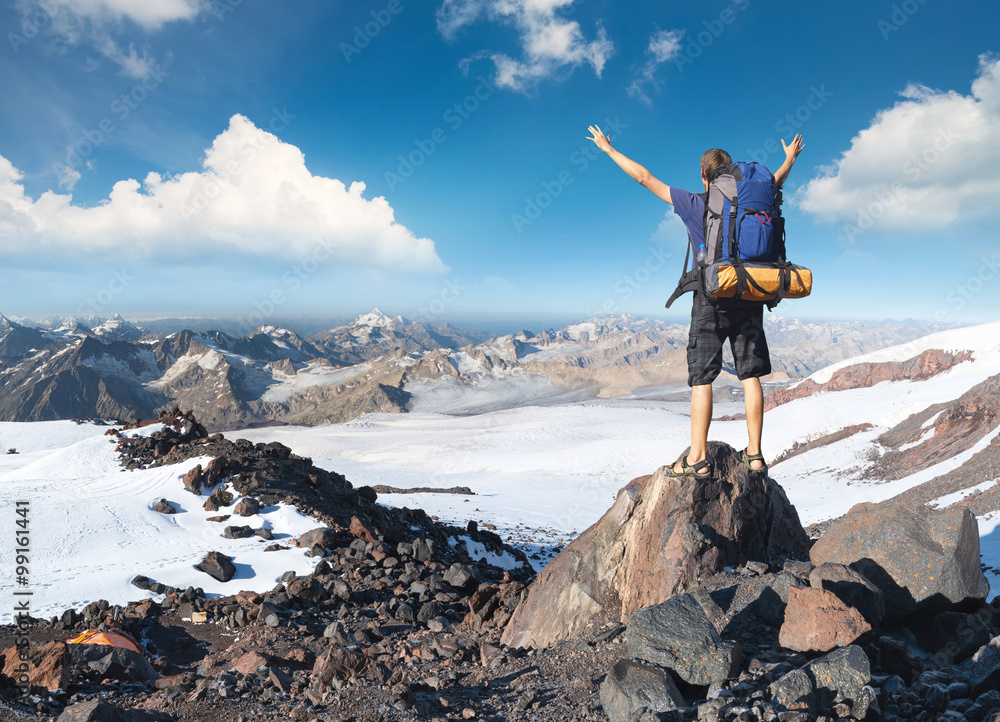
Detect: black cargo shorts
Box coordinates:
(687, 295, 771, 387)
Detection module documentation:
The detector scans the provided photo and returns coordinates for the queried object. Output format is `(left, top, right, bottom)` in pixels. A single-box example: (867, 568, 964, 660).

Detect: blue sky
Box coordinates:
(1, 0, 998, 330)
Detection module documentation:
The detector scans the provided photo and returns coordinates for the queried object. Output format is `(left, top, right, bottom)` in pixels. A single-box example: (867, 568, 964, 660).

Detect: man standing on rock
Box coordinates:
(587, 125, 804, 478)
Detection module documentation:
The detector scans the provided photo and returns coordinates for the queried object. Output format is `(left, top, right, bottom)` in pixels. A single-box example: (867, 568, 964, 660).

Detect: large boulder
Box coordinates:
(770, 645, 875, 717)
(67, 644, 157, 683)
(502, 442, 809, 648)
(1, 641, 69, 691)
(810, 501, 988, 618)
(624, 593, 741, 686)
(599, 659, 687, 722)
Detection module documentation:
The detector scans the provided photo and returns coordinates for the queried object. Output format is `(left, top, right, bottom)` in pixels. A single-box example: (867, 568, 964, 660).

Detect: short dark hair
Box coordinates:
(700, 148, 732, 181)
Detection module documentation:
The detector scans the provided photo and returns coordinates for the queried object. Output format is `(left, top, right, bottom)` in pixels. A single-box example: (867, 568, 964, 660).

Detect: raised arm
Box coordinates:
(587, 125, 673, 205)
(772, 134, 805, 187)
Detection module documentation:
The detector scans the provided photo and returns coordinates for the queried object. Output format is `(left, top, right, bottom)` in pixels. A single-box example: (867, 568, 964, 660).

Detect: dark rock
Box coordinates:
(960, 636, 1000, 696)
(357, 485, 378, 503)
(57, 699, 175, 721)
(443, 563, 479, 590)
(874, 635, 923, 684)
(234, 497, 261, 516)
(783, 559, 813, 581)
(778, 586, 872, 652)
(131, 575, 153, 591)
(413, 537, 437, 562)
(203, 486, 233, 512)
(298, 527, 339, 549)
(151, 499, 175, 514)
(810, 501, 988, 619)
(809, 562, 886, 626)
(255, 527, 273, 540)
(323, 622, 352, 647)
(195, 551, 236, 582)
(311, 647, 367, 698)
(770, 645, 872, 717)
(929, 611, 992, 663)
(503, 442, 809, 648)
(223, 525, 254, 539)
(68, 643, 157, 683)
(600, 659, 687, 722)
(625, 593, 741, 686)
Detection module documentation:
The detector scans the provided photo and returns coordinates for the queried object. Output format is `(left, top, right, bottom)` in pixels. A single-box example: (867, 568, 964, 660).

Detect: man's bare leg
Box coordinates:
(675, 383, 713, 472)
(740, 376, 765, 469)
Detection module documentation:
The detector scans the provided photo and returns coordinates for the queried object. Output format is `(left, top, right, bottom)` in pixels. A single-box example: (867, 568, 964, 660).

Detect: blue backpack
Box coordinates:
(667, 162, 811, 308)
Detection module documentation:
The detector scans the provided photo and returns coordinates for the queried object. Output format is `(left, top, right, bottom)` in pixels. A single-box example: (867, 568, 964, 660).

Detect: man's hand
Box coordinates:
(774, 134, 805, 187)
(781, 133, 804, 164)
(587, 125, 612, 154)
(588, 124, 673, 204)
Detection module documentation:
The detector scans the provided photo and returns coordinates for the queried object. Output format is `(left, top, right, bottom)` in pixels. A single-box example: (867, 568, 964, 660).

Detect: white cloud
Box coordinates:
(437, 0, 614, 92)
(23, 0, 205, 31)
(627, 29, 684, 106)
(0, 114, 447, 273)
(798, 54, 1000, 231)
(15, 0, 201, 77)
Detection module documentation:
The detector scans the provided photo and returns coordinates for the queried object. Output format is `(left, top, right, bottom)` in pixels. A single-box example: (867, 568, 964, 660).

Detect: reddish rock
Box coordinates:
(870, 373, 1000, 481)
(350, 516, 377, 543)
(779, 586, 872, 652)
(310, 647, 368, 700)
(765, 349, 972, 412)
(502, 442, 810, 649)
(181, 464, 203, 495)
(1, 640, 69, 691)
(810, 501, 988, 618)
(230, 650, 270, 675)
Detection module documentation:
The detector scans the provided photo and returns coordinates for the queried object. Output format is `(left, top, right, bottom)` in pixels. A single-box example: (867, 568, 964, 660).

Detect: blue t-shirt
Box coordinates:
(671, 188, 706, 247)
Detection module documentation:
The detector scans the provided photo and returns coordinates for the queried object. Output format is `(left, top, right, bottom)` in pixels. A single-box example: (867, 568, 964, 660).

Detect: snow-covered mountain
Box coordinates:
(92, 312, 146, 342)
(0, 320, 998, 622)
(0, 310, 957, 427)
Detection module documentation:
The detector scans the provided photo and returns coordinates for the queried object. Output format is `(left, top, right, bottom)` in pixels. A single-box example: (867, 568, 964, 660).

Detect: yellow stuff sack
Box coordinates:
(704, 262, 812, 303)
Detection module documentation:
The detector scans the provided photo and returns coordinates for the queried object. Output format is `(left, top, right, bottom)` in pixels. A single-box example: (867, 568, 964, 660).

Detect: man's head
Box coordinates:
(700, 148, 732, 190)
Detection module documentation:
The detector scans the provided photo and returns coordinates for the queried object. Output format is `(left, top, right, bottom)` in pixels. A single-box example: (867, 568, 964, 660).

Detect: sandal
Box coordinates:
(739, 448, 768, 474)
(665, 453, 713, 480)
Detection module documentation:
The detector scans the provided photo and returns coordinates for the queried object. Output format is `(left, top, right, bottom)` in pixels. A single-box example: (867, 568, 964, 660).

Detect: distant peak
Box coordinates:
(352, 309, 404, 328)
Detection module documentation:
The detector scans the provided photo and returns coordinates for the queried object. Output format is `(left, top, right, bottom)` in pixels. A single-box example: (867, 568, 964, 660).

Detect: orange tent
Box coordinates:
(67, 629, 143, 656)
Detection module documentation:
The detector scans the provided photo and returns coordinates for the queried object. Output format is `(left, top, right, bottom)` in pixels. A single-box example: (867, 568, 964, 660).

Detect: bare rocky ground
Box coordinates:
(5, 412, 1000, 722)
